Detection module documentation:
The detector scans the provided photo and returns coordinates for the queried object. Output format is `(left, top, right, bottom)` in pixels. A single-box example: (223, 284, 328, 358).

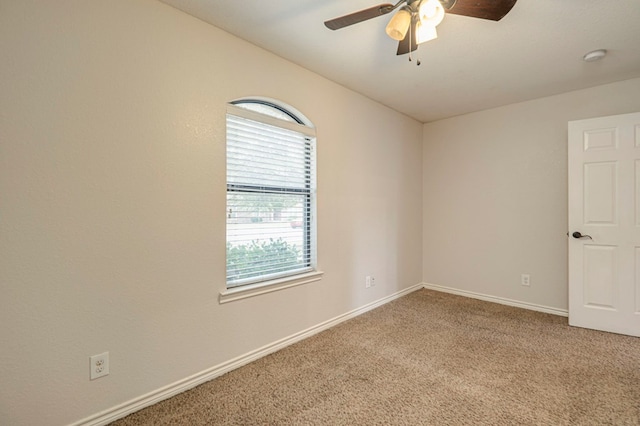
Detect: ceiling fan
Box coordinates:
(325, 0, 517, 56)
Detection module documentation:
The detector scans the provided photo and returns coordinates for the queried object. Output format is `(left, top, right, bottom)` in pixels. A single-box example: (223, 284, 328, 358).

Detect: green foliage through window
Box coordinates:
(226, 238, 302, 283)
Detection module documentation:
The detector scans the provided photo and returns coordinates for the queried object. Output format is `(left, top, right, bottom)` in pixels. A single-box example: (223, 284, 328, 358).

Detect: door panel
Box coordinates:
(636, 160, 640, 226)
(568, 111, 640, 337)
(584, 162, 617, 224)
(584, 127, 617, 151)
(583, 245, 616, 309)
(636, 248, 640, 314)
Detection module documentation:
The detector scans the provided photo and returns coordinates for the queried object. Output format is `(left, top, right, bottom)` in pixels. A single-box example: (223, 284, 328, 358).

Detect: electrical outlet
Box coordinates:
(365, 276, 376, 288)
(521, 274, 531, 287)
(90, 352, 109, 380)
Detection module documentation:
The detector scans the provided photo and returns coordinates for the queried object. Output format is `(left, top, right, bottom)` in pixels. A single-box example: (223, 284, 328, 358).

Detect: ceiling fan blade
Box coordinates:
(396, 24, 418, 56)
(445, 0, 517, 21)
(325, 3, 395, 30)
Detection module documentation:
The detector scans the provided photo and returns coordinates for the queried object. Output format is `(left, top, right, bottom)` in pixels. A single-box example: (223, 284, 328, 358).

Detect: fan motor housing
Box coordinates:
(439, 0, 457, 10)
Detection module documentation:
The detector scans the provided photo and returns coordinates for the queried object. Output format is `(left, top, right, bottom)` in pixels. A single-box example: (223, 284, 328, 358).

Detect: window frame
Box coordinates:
(221, 100, 322, 303)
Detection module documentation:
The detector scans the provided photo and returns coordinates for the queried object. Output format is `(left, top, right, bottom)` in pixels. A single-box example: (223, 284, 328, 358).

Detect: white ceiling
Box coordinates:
(159, 0, 640, 123)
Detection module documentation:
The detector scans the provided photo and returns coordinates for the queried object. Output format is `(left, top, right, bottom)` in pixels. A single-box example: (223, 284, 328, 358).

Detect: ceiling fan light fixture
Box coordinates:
(324, 0, 519, 59)
(419, 0, 445, 27)
(416, 21, 438, 44)
(385, 8, 412, 41)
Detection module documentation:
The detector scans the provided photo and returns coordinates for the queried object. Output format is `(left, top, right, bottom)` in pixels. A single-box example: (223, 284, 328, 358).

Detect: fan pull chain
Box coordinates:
(407, 17, 421, 66)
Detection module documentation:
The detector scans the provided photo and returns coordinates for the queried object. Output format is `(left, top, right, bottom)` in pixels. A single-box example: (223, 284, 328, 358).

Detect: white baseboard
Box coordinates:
(422, 282, 568, 317)
(71, 283, 424, 426)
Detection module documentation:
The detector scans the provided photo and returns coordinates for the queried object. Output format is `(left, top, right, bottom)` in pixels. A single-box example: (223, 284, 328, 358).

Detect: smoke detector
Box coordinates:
(583, 49, 607, 62)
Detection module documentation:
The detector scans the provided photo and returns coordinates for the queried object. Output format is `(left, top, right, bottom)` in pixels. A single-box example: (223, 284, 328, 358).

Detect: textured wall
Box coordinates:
(0, 1, 423, 424)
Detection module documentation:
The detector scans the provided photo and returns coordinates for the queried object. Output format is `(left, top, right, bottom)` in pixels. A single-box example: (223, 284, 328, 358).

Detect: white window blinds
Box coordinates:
(226, 103, 316, 287)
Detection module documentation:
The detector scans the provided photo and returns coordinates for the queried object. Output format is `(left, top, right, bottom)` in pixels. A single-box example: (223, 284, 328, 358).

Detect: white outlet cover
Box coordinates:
(90, 352, 110, 380)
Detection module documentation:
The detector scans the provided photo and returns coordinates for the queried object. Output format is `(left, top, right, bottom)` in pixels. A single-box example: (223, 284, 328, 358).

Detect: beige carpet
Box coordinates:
(112, 289, 640, 425)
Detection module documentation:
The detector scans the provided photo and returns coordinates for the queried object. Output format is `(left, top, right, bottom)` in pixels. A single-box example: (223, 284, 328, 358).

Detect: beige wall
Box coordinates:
(422, 78, 640, 311)
(0, 1, 423, 424)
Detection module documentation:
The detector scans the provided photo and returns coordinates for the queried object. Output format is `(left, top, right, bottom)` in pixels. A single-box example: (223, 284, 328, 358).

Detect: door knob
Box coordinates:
(572, 231, 593, 240)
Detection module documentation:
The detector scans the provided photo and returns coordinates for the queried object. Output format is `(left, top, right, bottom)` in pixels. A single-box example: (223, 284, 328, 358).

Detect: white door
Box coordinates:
(568, 111, 640, 337)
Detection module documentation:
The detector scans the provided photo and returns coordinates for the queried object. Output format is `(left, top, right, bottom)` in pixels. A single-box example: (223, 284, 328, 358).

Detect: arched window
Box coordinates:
(226, 99, 316, 288)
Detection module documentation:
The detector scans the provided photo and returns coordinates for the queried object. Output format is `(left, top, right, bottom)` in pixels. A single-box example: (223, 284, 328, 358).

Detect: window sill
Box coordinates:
(219, 270, 324, 304)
